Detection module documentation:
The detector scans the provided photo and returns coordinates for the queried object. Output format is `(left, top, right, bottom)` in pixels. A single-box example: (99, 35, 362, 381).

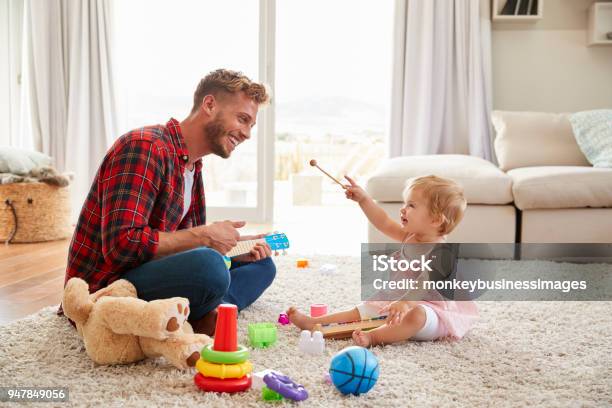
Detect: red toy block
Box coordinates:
(213, 304, 238, 352)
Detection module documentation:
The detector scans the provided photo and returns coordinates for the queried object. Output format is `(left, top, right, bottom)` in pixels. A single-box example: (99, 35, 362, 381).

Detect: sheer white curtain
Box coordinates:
(21, 0, 117, 211)
(390, 0, 494, 160)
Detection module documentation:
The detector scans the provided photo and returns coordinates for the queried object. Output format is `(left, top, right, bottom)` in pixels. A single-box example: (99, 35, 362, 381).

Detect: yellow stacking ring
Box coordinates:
(196, 359, 253, 379)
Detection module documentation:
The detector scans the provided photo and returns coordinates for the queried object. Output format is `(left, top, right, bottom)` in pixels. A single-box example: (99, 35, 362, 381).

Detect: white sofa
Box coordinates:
(366, 111, 612, 244)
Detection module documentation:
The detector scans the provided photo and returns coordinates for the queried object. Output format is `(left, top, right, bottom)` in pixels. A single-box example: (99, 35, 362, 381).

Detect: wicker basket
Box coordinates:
(0, 182, 72, 243)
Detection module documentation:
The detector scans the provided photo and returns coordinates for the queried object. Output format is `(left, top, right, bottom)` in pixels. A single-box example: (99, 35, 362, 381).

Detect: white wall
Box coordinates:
(492, 0, 612, 112)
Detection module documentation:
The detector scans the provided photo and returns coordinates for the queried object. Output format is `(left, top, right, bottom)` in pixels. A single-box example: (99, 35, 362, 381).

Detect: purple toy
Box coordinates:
(278, 313, 290, 325)
(263, 373, 308, 401)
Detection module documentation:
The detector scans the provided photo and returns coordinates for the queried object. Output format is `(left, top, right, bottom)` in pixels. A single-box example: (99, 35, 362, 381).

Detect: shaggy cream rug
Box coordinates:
(1, 255, 611, 407)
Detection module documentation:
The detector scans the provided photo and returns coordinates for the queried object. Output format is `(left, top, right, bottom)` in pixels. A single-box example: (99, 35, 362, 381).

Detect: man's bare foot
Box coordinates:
(286, 306, 315, 330)
(352, 329, 372, 347)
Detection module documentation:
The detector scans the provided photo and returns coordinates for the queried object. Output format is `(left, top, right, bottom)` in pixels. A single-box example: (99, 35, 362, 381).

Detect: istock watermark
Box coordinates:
(361, 243, 612, 301)
(372, 254, 433, 272)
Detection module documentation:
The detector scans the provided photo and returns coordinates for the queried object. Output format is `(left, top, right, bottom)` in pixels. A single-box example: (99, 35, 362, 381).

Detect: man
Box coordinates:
(63, 69, 276, 335)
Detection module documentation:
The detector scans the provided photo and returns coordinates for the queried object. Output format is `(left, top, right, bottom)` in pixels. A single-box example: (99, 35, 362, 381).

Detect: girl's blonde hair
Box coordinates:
(403, 175, 467, 235)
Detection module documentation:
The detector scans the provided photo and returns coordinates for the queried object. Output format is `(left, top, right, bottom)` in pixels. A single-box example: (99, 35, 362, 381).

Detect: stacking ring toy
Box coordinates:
(201, 344, 250, 364)
(196, 359, 253, 379)
(263, 372, 309, 401)
(194, 373, 251, 393)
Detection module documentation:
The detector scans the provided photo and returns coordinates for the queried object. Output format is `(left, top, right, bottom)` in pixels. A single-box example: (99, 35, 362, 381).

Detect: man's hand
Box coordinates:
(194, 220, 245, 255)
(344, 175, 369, 203)
(232, 233, 272, 263)
(379, 301, 415, 326)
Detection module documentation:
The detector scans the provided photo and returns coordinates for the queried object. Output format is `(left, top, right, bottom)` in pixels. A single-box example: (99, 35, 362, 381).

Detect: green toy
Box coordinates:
(200, 344, 250, 364)
(262, 386, 283, 402)
(248, 323, 277, 348)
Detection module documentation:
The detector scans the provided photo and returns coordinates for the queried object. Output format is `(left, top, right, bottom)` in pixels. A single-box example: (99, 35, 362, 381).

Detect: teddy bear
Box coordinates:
(62, 277, 212, 369)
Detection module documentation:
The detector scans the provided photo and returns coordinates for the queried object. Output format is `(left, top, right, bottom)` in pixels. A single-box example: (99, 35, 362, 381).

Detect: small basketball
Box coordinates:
(329, 346, 379, 395)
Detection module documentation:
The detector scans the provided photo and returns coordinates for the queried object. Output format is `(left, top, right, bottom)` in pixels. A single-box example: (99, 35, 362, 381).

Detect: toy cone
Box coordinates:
(213, 304, 238, 352)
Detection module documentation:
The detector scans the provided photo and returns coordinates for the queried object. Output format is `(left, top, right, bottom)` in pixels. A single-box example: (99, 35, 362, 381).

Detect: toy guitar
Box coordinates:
(222, 232, 290, 268)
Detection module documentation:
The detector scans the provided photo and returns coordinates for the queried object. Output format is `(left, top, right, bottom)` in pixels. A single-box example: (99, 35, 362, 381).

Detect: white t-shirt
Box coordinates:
(182, 167, 195, 220)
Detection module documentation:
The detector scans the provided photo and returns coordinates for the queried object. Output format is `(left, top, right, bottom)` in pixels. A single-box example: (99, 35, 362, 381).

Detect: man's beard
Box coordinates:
(204, 116, 230, 159)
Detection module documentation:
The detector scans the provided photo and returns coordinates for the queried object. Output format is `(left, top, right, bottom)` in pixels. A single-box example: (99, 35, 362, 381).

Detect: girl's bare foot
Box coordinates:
(352, 329, 372, 347)
(286, 306, 315, 330)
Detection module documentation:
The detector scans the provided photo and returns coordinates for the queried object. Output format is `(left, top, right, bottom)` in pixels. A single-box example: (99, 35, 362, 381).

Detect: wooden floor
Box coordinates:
(0, 239, 70, 325)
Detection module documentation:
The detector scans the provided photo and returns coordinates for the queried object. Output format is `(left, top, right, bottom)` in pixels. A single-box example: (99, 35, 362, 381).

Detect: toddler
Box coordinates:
(287, 175, 478, 346)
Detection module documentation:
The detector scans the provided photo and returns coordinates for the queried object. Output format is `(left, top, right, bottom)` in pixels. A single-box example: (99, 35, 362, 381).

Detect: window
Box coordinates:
(275, 0, 394, 209)
(114, 0, 394, 220)
(0, 0, 24, 147)
(114, 0, 261, 208)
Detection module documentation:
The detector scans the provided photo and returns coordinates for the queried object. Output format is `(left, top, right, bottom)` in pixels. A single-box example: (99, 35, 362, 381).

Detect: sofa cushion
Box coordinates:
(366, 154, 513, 204)
(508, 166, 612, 210)
(569, 109, 612, 168)
(492, 111, 590, 171)
(521, 209, 612, 243)
(369, 203, 516, 243)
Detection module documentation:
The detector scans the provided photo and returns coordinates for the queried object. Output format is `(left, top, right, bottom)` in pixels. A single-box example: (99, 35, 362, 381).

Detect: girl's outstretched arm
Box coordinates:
(344, 175, 406, 241)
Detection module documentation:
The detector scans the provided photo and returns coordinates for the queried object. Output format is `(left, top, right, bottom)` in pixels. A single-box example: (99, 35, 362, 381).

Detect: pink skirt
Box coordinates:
(360, 300, 479, 340)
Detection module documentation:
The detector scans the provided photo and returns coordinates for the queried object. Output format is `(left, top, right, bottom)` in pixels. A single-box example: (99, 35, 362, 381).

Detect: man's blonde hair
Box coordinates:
(403, 175, 467, 235)
(192, 69, 270, 114)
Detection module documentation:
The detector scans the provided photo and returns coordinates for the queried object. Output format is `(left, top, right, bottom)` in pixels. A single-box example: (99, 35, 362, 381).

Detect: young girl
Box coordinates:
(287, 175, 478, 346)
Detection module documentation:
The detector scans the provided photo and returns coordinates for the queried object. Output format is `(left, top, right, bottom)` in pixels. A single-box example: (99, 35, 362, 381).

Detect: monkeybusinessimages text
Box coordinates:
(371, 255, 588, 294)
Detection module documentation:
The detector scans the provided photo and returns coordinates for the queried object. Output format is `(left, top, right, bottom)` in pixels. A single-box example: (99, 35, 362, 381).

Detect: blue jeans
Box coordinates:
(122, 247, 276, 321)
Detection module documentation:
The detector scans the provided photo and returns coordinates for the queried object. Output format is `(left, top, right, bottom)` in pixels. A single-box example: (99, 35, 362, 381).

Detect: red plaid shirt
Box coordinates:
(64, 118, 206, 295)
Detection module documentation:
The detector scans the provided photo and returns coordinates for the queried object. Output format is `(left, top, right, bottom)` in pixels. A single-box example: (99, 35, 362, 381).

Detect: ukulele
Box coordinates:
(222, 232, 290, 268)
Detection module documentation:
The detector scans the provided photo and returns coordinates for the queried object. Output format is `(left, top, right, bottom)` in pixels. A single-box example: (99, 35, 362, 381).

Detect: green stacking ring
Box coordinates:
(201, 344, 250, 364)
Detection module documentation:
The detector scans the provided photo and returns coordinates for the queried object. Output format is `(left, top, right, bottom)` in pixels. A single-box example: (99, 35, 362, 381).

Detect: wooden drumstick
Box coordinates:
(309, 159, 347, 189)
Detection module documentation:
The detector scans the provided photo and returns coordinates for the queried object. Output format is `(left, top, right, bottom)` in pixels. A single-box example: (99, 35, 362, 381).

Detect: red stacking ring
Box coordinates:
(194, 373, 252, 393)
